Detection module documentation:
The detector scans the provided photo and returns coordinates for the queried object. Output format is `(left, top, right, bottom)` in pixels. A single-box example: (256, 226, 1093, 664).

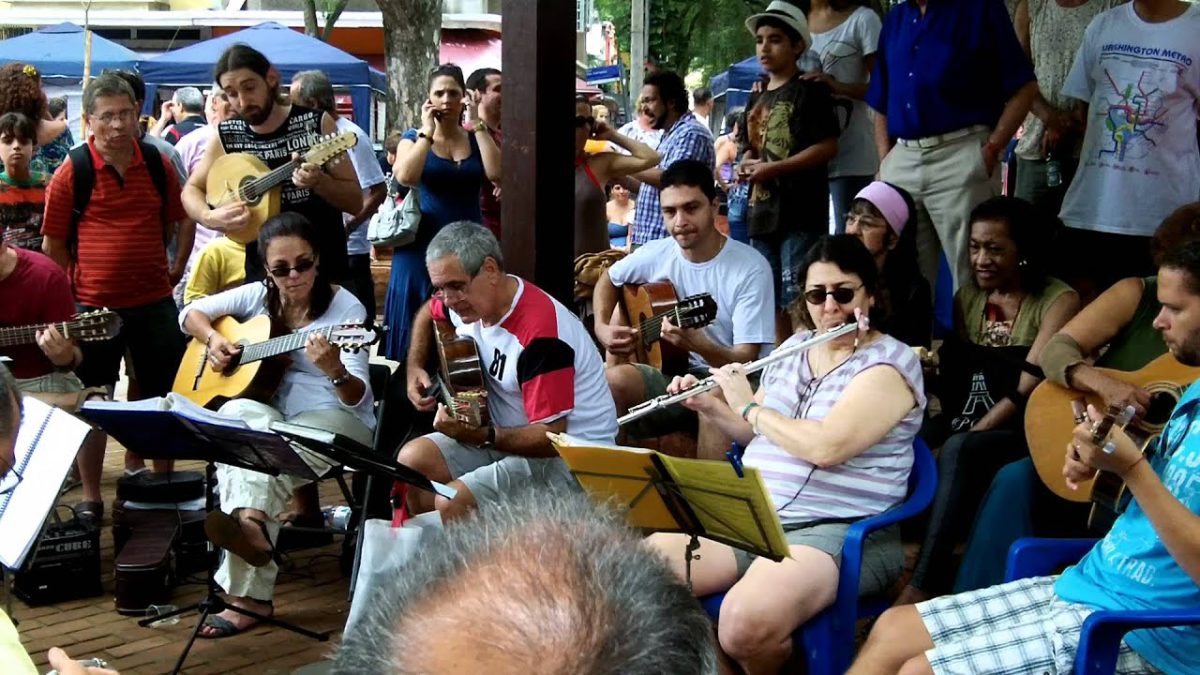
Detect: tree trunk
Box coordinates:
(302, 0, 320, 37)
(379, 0, 444, 133)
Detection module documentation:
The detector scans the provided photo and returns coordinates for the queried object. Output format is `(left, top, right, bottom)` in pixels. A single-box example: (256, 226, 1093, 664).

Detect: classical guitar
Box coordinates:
(1082, 402, 1160, 532)
(172, 314, 380, 409)
(0, 310, 121, 347)
(619, 282, 718, 374)
(1026, 352, 1200, 505)
(206, 130, 358, 245)
(431, 318, 489, 427)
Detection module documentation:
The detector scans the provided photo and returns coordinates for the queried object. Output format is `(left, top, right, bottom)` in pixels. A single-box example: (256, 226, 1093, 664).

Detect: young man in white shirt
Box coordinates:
(593, 159, 776, 459)
(399, 222, 618, 522)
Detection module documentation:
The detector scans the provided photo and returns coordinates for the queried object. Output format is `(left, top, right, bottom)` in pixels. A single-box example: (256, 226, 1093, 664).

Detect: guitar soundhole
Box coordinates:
(239, 176, 261, 205)
(1145, 391, 1175, 426)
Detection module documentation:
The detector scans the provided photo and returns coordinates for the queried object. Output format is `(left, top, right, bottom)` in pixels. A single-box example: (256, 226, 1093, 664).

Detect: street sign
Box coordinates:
(586, 64, 622, 85)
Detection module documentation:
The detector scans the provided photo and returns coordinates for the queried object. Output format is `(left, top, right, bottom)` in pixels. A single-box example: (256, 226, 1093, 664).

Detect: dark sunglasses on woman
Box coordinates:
(269, 258, 316, 278)
(804, 286, 860, 305)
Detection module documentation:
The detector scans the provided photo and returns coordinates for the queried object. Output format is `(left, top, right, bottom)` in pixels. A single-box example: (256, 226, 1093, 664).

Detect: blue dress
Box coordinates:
(381, 129, 484, 360)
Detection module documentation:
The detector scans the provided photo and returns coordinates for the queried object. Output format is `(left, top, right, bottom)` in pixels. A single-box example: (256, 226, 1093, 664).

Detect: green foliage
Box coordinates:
(595, 0, 770, 82)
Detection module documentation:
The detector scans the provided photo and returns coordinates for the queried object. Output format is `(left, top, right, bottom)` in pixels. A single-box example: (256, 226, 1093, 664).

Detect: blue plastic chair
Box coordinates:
(1004, 537, 1200, 674)
(700, 437, 938, 675)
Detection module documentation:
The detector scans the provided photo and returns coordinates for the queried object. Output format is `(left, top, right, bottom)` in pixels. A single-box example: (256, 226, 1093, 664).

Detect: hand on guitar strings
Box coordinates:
(291, 153, 324, 191)
(595, 321, 636, 357)
(206, 333, 241, 372)
(1064, 403, 1145, 490)
(206, 201, 250, 234)
(36, 324, 75, 368)
(407, 365, 438, 412)
(305, 333, 345, 379)
(1092, 374, 1152, 421)
(659, 316, 706, 352)
(433, 403, 486, 445)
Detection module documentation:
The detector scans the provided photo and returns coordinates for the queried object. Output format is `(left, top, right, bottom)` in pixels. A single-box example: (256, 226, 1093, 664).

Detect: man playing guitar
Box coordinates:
(399, 222, 617, 521)
(851, 240, 1200, 675)
(182, 45, 362, 288)
(593, 159, 775, 458)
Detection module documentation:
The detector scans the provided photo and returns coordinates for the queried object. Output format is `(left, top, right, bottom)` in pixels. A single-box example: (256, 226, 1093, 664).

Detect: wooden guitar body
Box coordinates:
(433, 319, 490, 427)
(1026, 352, 1200, 503)
(206, 153, 281, 245)
(172, 315, 285, 409)
(623, 282, 688, 374)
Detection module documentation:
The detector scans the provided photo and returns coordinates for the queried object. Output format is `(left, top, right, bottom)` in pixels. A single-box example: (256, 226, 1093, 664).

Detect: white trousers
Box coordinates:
(213, 399, 372, 601)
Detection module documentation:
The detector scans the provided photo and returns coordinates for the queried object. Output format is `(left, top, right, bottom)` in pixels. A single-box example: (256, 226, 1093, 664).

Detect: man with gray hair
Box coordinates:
(397, 222, 617, 522)
(334, 487, 718, 675)
(290, 69, 387, 319)
(151, 86, 206, 146)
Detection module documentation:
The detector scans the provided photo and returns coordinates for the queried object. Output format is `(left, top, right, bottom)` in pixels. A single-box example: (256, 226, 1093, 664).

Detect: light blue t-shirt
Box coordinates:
(1056, 381, 1200, 674)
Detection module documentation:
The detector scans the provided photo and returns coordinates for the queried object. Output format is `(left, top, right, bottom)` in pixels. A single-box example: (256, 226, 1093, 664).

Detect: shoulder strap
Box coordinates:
(67, 144, 95, 258)
(137, 140, 170, 237)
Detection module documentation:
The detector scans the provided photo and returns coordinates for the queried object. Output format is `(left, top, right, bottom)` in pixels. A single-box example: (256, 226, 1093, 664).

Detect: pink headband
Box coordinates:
(854, 182, 910, 236)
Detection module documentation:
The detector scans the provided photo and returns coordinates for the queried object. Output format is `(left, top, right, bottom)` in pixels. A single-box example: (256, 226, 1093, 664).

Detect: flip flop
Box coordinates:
(198, 614, 258, 639)
(205, 510, 275, 568)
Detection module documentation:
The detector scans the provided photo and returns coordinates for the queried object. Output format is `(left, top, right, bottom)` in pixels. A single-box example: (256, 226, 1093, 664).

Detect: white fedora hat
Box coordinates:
(745, 1, 811, 50)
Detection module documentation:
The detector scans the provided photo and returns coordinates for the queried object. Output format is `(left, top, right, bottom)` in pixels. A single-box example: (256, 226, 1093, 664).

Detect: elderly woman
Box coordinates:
(844, 181, 931, 348)
(650, 235, 926, 674)
(0, 64, 74, 176)
(895, 195, 1079, 606)
(181, 213, 374, 638)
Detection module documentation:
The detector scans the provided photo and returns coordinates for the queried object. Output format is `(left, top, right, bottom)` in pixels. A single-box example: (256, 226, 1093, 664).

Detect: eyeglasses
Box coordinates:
(0, 462, 22, 497)
(575, 115, 596, 128)
(91, 110, 136, 125)
(432, 275, 476, 301)
(803, 285, 862, 306)
(268, 258, 316, 278)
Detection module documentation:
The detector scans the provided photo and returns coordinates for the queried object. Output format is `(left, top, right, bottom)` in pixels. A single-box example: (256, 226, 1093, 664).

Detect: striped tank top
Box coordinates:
(743, 332, 926, 526)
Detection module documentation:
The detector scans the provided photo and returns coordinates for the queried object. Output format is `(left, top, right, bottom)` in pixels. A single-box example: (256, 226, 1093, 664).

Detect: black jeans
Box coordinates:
(76, 297, 186, 397)
(910, 428, 1028, 595)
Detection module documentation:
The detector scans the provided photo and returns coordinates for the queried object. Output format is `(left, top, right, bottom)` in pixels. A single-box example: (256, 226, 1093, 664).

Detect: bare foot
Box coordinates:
(198, 597, 273, 638)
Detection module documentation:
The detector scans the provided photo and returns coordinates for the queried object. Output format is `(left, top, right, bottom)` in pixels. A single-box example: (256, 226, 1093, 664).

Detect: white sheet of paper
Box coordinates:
(0, 396, 91, 569)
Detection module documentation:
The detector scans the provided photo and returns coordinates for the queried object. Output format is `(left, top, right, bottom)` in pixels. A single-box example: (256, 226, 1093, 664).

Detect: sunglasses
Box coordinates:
(803, 285, 861, 305)
(268, 258, 316, 278)
(575, 115, 596, 128)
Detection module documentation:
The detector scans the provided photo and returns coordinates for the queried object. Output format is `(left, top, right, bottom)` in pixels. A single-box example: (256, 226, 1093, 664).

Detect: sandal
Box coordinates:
(74, 501, 104, 529)
(198, 613, 264, 639)
(205, 510, 276, 568)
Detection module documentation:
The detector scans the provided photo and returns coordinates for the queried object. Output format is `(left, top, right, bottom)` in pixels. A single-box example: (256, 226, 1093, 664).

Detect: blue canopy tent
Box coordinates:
(709, 55, 762, 126)
(0, 22, 138, 78)
(139, 22, 384, 131)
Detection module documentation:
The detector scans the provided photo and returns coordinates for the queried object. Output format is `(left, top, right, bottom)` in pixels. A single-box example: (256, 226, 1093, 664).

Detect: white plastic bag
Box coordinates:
(343, 511, 442, 637)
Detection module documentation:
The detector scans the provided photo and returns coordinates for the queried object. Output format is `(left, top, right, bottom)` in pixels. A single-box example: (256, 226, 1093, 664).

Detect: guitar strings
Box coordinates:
(237, 136, 349, 201)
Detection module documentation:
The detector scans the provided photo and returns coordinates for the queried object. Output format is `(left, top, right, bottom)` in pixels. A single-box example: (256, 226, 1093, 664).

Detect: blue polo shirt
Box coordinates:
(866, 0, 1034, 140)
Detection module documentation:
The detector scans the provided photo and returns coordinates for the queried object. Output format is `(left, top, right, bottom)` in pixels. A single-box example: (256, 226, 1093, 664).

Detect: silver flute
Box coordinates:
(618, 322, 860, 426)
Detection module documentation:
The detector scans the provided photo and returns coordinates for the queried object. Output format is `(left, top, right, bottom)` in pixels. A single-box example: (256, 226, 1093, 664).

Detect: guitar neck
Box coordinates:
(636, 306, 685, 344)
(248, 159, 302, 195)
(238, 325, 334, 364)
(0, 319, 84, 347)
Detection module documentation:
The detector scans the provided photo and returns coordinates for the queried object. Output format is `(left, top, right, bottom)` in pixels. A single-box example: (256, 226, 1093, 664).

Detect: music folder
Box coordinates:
(549, 433, 790, 561)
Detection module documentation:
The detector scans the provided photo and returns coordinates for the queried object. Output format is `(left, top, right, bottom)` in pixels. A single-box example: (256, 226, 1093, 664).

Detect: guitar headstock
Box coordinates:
(303, 131, 358, 167)
(69, 310, 122, 343)
(328, 323, 383, 353)
(675, 294, 718, 330)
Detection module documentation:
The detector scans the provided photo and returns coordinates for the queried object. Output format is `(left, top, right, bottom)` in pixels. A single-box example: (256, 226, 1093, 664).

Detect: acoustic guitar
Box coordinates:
(619, 282, 718, 374)
(1026, 352, 1200, 507)
(431, 318, 489, 427)
(206, 131, 358, 245)
(0, 310, 122, 347)
(172, 315, 380, 409)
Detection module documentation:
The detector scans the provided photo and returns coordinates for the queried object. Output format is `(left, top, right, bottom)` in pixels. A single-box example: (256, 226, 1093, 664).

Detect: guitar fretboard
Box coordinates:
(239, 325, 336, 364)
(0, 320, 88, 347)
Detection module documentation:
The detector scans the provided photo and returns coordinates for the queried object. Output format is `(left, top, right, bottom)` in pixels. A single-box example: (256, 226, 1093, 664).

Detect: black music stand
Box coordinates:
(78, 406, 329, 675)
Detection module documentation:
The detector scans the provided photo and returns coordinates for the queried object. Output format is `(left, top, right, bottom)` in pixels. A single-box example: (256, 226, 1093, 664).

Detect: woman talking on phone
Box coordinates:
(573, 95, 660, 256)
(383, 63, 502, 361)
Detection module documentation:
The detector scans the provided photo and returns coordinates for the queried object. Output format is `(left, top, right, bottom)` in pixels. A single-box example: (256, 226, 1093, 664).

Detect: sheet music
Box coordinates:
(0, 397, 91, 569)
(83, 393, 249, 430)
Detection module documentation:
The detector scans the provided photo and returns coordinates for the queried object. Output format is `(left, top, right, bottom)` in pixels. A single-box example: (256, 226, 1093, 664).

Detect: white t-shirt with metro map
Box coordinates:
(432, 276, 617, 443)
(1058, 3, 1200, 237)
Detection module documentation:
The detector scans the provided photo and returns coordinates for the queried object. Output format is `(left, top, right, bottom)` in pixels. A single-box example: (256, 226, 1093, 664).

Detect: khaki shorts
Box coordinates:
(15, 371, 104, 412)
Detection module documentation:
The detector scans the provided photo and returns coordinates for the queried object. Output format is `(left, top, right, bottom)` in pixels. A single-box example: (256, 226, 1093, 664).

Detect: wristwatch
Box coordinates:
(330, 371, 353, 388)
(480, 425, 497, 449)
(473, 120, 490, 134)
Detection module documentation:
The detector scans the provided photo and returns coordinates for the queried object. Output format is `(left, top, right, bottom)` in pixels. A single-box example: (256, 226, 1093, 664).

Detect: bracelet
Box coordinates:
(1125, 454, 1146, 475)
(740, 402, 759, 421)
(330, 371, 353, 387)
(750, 406, 765, 436)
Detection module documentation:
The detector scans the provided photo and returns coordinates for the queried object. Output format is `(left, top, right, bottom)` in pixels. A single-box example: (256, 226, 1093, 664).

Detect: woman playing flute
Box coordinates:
(649, 234, 927, 675)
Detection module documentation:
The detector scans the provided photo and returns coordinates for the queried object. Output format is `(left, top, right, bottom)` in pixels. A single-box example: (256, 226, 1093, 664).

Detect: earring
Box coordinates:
(1019, 259, 1028, 267)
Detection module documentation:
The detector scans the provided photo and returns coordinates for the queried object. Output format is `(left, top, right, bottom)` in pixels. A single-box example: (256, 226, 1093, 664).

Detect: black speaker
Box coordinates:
(12, 506, 102, 606)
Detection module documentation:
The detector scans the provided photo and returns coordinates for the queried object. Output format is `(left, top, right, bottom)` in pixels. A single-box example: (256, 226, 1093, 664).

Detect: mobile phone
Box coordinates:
(433, 110, 444, 121)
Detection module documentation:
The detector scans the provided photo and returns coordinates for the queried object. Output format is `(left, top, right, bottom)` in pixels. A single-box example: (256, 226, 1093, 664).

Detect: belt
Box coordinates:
(896, 125, 989, 149)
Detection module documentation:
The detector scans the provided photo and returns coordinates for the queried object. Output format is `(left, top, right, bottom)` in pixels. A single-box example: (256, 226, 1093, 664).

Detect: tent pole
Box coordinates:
(81, 0, 93, 139)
